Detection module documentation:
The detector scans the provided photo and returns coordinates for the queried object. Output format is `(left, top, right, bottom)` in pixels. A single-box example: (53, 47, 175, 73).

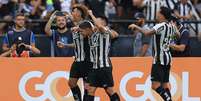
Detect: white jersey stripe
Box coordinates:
(105, 34, 110, 67)
(99, 34, 104, 67)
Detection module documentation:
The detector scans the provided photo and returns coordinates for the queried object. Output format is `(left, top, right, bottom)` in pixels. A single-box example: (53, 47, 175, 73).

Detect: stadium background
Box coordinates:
(0, 0, 201, 57)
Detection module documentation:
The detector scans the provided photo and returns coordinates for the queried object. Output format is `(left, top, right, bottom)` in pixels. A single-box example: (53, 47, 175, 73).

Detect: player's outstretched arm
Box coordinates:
(128, 24, 155, 36)
(88, 10, 118, 38)
(88, 10, 106, 32)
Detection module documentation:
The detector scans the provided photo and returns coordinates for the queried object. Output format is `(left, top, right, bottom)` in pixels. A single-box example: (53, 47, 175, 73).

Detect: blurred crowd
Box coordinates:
(0, 0, 200, 35)
(0, 0, 200, 57)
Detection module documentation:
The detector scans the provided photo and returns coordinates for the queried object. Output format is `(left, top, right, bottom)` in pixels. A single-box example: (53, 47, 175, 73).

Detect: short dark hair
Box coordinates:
(15, 13, 25, 18)
(170, 15, 182, 26)
(79, 21, 93, 29)
(97, 15, 109, 25)
(160, 6, 172, 20)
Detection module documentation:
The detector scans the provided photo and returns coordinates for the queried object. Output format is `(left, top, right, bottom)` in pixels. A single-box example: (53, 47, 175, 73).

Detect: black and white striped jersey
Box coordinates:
(143, 0, 165, 25)
(72, 32, 90, 62)
(152, 22, 177, 65)
(164, 0, 177, 10)
(174, 1, 192, 20)
(89, 29, 112, 69)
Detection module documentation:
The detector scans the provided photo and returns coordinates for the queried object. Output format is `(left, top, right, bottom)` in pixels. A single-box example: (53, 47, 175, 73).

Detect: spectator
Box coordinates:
(119, 0, 133, 19)
(45, 11, 74, 57)
(170, 19, 190, 57)
(60, 0, 74, 13)
(163, 0, 177, 10)
(112, 0, 128, 35)
(87, 0, 105, 17)
(104, 0, 117, 19)
(29, 0, 45, 19)
(52, 0, 61, 11)
(174, 0, 193, 21)
(194, 0, 201, 17)
(0, 44, 16, 57)
(0, 0, 17, 18)
(128, 12, 152, 56)
(115, 0, 125, 18)
(2, 13, 40, 57)
(0, 0, 17, 34)
(17, 0, 33, 16)
(142, 0, 165, 27)
(17, 0, 44, 19)
(130, 0, 144, 19)
(46, 0, 54, 12)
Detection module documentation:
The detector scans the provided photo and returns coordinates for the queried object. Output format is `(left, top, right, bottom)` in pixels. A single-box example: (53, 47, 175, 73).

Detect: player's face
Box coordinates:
(56, 16, 67, 29)
(71, 8, 82, 20)
(80, 28, 93, 37)
(15, 16, 25, 28)
(156, 11, 164, 22)
(136, 18, 144, 26)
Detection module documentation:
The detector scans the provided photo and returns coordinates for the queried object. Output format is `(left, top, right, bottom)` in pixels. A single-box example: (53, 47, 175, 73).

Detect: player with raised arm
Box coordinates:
(129, 7, 177, 101)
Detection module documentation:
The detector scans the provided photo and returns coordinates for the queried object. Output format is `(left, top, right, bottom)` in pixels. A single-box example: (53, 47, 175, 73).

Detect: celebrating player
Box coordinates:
(68, 4, 92, 101)
(79, 10, 120, 101)
(129, 7, 178, 101)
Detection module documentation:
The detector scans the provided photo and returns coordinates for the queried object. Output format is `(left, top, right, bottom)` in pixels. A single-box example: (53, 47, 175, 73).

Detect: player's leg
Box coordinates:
(105, 87, 120, 101)
(83, 79, 90, 100)
(151, 63, 171, 101)
(163, 83, 171, 99)
(162, 65, 172, 100)
(68, 78, 81, 100)
(102, 67, 120, 101)
(83, 86, 97, 101)
(82, 61, 93, 99)
(83, 67, 97, 101)
(68, 62, 82, 101)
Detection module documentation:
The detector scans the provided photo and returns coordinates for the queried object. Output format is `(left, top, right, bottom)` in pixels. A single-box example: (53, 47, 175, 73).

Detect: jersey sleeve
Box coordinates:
(153, 23, 165, 35)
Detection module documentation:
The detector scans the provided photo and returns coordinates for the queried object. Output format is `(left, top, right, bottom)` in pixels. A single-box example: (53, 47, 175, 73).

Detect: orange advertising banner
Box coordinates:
(0, 57, 200, 101)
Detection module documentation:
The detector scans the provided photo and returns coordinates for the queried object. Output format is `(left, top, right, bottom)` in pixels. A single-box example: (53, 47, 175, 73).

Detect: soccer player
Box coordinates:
(79, 10, 120, 101)
(68, 4, 92, 101)
(129, 7, 177, 101)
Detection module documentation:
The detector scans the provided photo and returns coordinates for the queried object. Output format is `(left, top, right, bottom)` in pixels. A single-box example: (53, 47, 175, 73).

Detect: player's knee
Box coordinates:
(68, 79, 77, 88)
(105, 87, 115, 96)
(152, 82, 161, 90)
(162, 83, 171, 89)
